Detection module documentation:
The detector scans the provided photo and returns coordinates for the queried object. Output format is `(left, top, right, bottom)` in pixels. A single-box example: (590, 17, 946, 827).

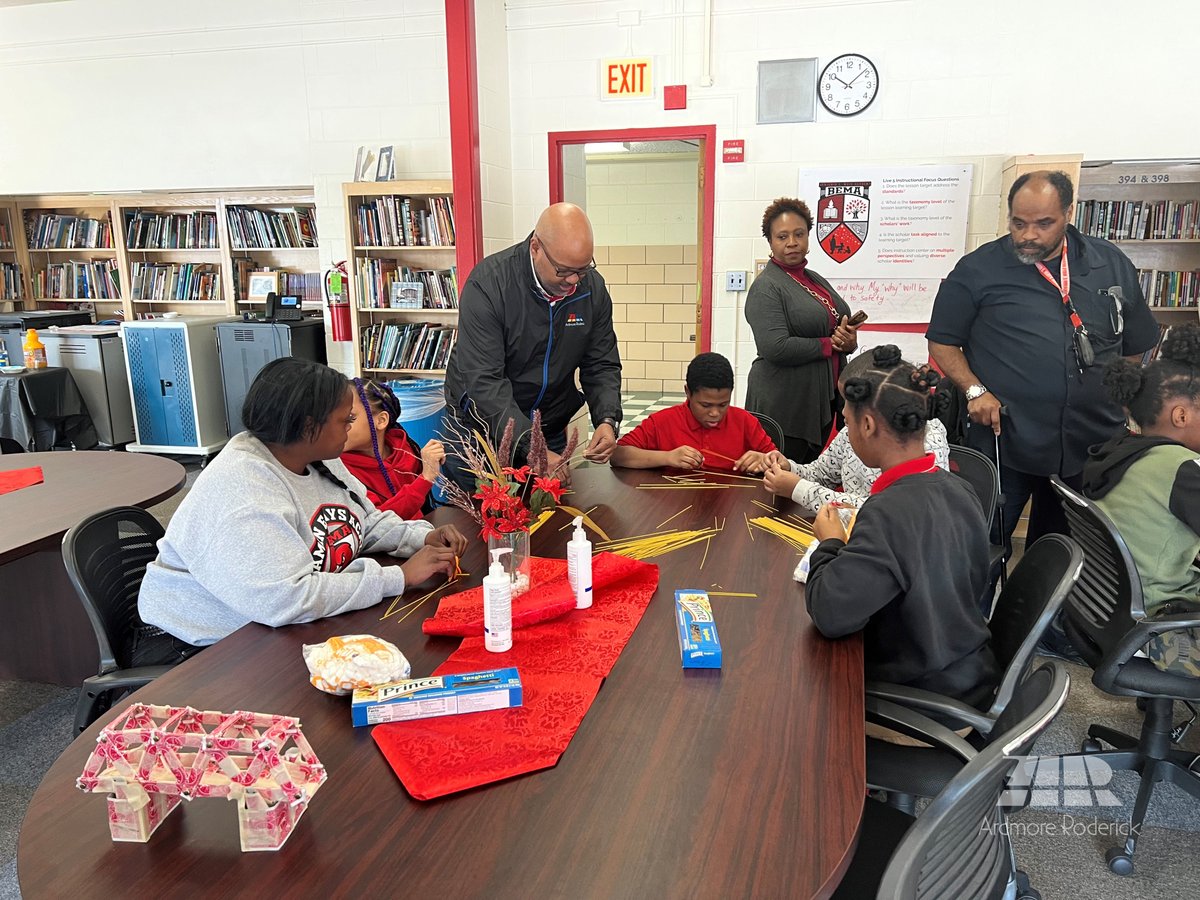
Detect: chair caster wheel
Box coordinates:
(1105, 847, 1135, 876)
(1014, 869, 1041, 899)
(1081, 738, 1103, 753)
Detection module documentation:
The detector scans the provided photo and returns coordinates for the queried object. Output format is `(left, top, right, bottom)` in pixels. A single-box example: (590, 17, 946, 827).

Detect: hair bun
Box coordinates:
(1160, 322, 1200, 368)
(890, 403, 925, 434)
(910, 365, 941, 392)
(872, 345, 903, 368)
(843, 377, 874, 403)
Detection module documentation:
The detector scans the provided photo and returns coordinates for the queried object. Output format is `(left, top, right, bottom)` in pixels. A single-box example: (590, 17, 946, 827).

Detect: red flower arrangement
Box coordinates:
(440, 410, 584, 540)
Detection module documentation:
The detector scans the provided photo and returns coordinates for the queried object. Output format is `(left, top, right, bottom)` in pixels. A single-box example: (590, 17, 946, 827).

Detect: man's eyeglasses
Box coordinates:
(535, 233, 596, 279)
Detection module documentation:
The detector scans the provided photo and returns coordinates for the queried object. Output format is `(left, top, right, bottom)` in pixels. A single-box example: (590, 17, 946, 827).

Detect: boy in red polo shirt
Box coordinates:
(612, 352, 776, 473)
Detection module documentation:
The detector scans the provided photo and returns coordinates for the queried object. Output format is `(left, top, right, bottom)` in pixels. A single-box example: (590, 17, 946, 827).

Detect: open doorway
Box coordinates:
(549, 126, 715, 404)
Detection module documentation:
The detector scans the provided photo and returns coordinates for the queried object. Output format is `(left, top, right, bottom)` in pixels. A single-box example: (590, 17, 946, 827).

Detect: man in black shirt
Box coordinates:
(927, 170, 1158, 548)
(443, 203, 623, 488)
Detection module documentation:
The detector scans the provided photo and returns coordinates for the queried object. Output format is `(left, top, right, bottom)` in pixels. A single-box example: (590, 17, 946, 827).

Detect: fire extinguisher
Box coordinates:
(325, 261, 352, 342)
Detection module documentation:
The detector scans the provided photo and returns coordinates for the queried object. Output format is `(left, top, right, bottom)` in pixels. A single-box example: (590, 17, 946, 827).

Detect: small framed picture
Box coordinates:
(247, 271, 279, 302)
(390, 280, 424, 309)
(376, 145, 395, 182)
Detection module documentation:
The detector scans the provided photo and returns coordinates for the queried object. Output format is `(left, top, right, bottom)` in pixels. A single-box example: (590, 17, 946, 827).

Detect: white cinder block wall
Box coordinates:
(501, 0, 1200, 401)
(4, 0, 1200, 384)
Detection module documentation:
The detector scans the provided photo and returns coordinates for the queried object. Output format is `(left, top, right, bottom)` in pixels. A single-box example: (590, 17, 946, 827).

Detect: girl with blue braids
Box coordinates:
(341, 378, 446, 519)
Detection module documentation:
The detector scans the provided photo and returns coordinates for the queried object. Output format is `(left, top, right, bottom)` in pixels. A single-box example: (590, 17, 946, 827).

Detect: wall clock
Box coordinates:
(818, 54, 878, 117)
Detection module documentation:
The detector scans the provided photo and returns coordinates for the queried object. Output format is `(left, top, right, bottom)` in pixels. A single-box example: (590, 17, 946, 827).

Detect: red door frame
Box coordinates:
(547, 126, 717, 351)
(444, 0, 483, 281)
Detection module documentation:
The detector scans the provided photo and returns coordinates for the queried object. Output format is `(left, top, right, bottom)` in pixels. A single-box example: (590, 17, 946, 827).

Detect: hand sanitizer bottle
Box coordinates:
(567, 516, 593, 609)
(483, 547, 513, 652)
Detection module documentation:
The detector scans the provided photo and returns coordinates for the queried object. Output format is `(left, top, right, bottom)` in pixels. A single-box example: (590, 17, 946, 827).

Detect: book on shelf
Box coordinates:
(353, 195, 456, 247)
(131, 262, 221, 302)
(389, 281, 424, 309)
(1075, 199, 1199, 241)
(225, 206, 318, 249)
(1, 262, 22, 300)
(355, 259, 458, 309)
(1136, 268, 1200, 308)
(232, 264, 321, 303)
(34, 259, 120, 300)
(0, 219, 11, 249)
(280, 271, 322, 303)
(1141, 323, 1174, 365)
(125, 210, 219, 249)
(24, 212, 113, 249)
(360, 322, 457, 370)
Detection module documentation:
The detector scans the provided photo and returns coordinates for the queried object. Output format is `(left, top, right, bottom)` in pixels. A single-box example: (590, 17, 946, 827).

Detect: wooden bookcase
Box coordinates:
(0, 188, 318, 322)
(342, 180, 458, 377)
(17, 195, 125, 316)
(0, 200, 25, 309)
(1076, 161, 1200, 326)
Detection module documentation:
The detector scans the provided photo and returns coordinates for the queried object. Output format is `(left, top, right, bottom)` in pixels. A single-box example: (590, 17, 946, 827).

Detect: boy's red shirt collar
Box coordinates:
(870, 452, 938, 495)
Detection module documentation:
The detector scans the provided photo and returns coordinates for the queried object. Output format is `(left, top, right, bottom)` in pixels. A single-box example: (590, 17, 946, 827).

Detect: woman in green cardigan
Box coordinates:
(745, 197, 860, 461)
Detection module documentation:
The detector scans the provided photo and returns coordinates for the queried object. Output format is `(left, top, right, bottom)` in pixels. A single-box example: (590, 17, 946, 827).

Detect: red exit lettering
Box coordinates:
(605, 60, 650, 96)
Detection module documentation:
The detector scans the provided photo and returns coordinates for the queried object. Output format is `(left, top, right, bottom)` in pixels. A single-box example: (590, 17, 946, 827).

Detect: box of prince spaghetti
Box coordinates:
(352, 668, 522, 726)
(675, 590, 722, 668)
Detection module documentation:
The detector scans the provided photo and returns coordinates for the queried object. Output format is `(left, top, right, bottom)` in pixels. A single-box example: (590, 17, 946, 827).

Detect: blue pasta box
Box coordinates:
(351, 667, 522, 726)
(675, 590, 722, 669)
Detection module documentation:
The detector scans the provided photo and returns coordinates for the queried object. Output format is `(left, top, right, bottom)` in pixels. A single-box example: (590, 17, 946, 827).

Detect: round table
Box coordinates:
(0, 451, 185, 683)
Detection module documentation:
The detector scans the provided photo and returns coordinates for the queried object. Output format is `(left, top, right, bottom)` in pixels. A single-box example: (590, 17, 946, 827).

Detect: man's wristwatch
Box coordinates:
(964, 384, 989, 402)
(599, 417, 620, 438)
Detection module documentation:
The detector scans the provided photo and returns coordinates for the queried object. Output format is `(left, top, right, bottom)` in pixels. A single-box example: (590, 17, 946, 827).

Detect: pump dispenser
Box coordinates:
(567, 516, 593, 609)
(483, 547, 513, 652)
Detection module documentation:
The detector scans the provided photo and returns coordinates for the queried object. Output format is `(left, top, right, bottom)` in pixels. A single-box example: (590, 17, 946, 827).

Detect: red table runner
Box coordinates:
(0, 466, 43, 496)
(373, 552, 659, 800)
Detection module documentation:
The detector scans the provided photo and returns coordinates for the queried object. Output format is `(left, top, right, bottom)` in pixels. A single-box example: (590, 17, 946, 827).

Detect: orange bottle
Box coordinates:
(23, 328, 47, 369)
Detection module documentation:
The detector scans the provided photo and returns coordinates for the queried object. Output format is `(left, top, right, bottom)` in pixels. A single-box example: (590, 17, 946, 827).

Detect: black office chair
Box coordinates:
(1048, 476, 1200, 875)
(62, 506, 174, 733)
(865, 534, 1083, 800)
(948, 444, 1008, 605)
(835, 662, 1070, 900)
(751, 411, 784, 452)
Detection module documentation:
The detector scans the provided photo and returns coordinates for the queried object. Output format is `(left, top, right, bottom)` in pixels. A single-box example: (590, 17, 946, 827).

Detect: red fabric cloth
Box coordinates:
(0, 466, 43, 496)
(340, 428, 432, 518)
(373, 553, 659, 800)
(616, 403, 776, 470)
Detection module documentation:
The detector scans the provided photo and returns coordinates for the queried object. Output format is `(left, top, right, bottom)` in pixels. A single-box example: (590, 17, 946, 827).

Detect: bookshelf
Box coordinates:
(0, 188, 318, 321)
(17, 196, 124, 315)
(343, 180, 459, 376)
(1076, 161, 1200, 326)
(0, 200, 25, 309)
(221, 192, 320, 313)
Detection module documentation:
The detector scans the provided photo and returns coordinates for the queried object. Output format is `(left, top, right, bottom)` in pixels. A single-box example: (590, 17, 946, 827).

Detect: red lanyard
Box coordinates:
(1034, 237, 1083, 330)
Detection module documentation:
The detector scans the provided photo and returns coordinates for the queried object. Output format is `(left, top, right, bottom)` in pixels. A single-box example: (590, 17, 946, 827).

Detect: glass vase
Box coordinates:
(486, 528, 531, 596)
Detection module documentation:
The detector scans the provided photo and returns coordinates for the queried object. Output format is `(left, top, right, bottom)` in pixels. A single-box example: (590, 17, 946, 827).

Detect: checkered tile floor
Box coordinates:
(621, 391, 684, 432)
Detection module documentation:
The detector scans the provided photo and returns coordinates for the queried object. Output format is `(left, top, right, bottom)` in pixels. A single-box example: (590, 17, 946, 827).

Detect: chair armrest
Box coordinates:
(1096, 610, 1200, 684)
(864, 697, 978, 762)
(83, 666, 174, 693)
(865, 680, 994, 736)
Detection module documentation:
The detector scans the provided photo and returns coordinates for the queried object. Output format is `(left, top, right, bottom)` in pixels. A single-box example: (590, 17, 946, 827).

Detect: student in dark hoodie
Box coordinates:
(806, 345, 999, 715)
(1083, 323, 1200, 677)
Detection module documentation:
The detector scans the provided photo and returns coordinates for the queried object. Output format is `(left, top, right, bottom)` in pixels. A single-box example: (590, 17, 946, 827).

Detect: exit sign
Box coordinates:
(602, 57, 652, 99)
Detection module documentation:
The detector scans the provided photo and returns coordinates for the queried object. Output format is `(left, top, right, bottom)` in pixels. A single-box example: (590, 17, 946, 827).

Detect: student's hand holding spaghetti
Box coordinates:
(813, 503, 848, 542)
(734, 450, 768, 474)
(420, 439, 446, 482)
(400, 544, 458, 586)
(763, 462, 800, 497)
(666, 445, 704, 469)
(425, 523, 468, 557)
(763, 449, 789, 469)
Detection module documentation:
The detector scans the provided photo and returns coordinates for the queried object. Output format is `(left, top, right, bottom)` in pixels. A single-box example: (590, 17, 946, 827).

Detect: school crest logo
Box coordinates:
(816, 181, 871, 263)
(309, 504, 362, 573)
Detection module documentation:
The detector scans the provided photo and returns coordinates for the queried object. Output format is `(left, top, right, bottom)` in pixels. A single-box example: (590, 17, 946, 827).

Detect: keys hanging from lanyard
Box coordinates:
(1034, 236, 1094, 372)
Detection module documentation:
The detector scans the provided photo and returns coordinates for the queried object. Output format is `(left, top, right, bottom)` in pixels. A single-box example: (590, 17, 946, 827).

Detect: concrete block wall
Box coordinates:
(586, 156, 698, 247)
(600, 244, 698, 394)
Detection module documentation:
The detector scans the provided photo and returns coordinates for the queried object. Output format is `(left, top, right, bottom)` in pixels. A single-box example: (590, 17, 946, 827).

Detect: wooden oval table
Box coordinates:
(0, 450, 186, 684)
(19, 465, 864, 899)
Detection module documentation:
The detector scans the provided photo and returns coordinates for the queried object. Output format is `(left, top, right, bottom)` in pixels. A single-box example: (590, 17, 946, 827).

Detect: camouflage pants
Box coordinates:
(1148, 628, 1200, 678)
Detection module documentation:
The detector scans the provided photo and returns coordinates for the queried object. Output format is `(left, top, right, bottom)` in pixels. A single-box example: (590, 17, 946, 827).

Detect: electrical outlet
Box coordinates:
(726, 270, 747, 291)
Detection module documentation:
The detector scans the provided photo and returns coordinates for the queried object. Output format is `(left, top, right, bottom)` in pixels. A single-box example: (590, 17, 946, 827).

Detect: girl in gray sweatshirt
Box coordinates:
(138, 358, 465, 651)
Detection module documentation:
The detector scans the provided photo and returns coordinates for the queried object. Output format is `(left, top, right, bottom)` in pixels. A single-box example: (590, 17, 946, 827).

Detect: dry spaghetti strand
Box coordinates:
(595, 523, 723, 561)
(748, 515, 817, 552)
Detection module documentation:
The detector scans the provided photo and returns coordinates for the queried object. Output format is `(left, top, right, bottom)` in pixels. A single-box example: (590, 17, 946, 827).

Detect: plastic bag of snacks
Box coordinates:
(302, 635, 411, 696)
